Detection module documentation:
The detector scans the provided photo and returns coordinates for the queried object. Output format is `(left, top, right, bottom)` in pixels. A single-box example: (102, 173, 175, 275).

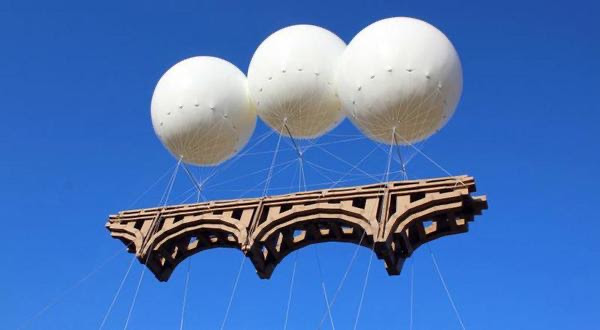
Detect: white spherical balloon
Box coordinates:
(151, 56, 256, 165)
(336, 17, 463, 144)
(248, 25, 346, 138)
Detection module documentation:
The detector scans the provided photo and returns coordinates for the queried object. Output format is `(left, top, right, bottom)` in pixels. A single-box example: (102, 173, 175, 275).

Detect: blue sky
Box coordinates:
(1, 0, 599, 329)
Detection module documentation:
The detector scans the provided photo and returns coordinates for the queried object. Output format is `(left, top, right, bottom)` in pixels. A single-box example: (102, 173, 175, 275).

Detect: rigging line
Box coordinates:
(374, 138, 426, 169)
(221, 125, 283, 330)
(127, 163, 177, 209)
(17, 245, 129, 330)
(179, 259, 192, 330)
(315, 145, 381, 328)
(240, 136, 366, 156)
(207, 171, 406, 194)
(124, 158, 182, 330)
(238, 161, 298, 198)
(179, 183, 201, 330)
(204, 159, 297, 189)
(392, 134, 408, 180)
(158, 158, 181, 207)
(284, 126, 335, 329)
(220, 255, 246, 330)
(263, 123, 285, 197)
(283, 250, 299, 330)
(99, 254, 136, 330)
(316, 231, 367, 329)
(283, 157, 302, 330)
(283, 124, 303, 160)
(428, 245, 466, 330)
(180, 129, 275, 197)
(352, 250, 374, 330)
(314, 247, 336, 330)
(189, 128, 276, 194)
(353, 129, 396, 330)
(312, 144, 382, 183)
(182, 163, 204, 196)
(393, 132, 465, 187)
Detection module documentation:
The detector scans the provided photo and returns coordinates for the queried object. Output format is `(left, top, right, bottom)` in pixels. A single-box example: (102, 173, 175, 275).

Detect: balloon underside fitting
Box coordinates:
(336, 17, 463, 144)
(151, 56, 256, 166)
(248, 25, 347, 138)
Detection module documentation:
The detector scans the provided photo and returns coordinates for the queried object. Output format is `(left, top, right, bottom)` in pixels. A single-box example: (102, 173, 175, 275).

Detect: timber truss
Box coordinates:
(106, 175, 487, 282)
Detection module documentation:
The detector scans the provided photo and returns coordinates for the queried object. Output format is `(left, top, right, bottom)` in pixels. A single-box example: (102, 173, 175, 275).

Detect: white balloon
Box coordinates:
(336, 17, 463, 144)
(248, 25, 346, 138)
(151, 56, 256, 165)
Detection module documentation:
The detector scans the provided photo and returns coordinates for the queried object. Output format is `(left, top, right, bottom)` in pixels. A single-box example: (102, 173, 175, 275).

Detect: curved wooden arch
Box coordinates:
(247, 205, 376, 278)
(106, 176, 487, 282)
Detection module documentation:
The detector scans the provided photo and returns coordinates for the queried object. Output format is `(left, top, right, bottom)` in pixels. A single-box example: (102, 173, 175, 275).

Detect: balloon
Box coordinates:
(336, 17, 463, 144)
(248, 25, 346, 138)
(151, 56, 256, 165)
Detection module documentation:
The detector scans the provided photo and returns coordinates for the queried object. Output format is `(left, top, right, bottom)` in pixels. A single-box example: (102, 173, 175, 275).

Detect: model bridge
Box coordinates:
(106, 175, 487, 282)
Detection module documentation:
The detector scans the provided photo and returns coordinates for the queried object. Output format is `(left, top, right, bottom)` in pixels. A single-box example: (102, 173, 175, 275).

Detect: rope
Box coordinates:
(284, 125, 338, 329)
(98, 254, 136, 329)
(283, 134, 304, 330)
(392, 133, 408, 180)
(393, 132, 465, 186)
(124, 158, 182, 330)
(263, 123, 285, 197)
(17, 246, 127, 330)
(314, 247, 335, 330)
(317, 231, 366, 329)
(314, 145, 380, 329)
(220, 126, 285, 329)
(220, 255, 246, 330)
(353, 129, 396, 330)
(179, 259, 192, 330)
(126, 163, 177, 208)
(428, 244, 466, 330)
(179, 190, 201, 330)
(352, 250, 374, 330)
(283, 251, 298, 330)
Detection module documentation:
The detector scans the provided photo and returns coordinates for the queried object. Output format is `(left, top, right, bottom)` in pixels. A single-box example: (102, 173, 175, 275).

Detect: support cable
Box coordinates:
(315, 146, 380, 329)
(283, 131, 303, 330)
(178, 256, 192, 330)
(428, 245, 466, 330)
(283, 251, 298, 330)
(179, 191, 201, 330)
(123, 157, 182, 330)
(221, 125, 285, 330)
(17, 245, 128, 330)
(98, 254, 136, 329)
(263, 123, 285, 197)
(315, 248, 336, 330)
(353, 129, 396, 330)
(220, 255, 246, 330)
(284, 124, 336, 329)
(393, 132, 465, 186)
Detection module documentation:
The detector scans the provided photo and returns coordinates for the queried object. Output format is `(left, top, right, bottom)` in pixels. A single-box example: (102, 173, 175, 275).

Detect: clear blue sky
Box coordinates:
(1, 0, 599, 329)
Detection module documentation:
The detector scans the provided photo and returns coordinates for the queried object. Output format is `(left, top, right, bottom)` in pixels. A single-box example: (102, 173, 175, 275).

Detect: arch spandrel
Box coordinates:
(106, 176, 487, 282)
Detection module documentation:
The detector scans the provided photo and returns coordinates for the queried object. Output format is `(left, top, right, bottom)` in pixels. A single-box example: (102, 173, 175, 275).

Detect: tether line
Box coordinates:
(353, 129, 396, 330)
(428, 244, 466, 330)
(123, 157, 182, 330)
(179, 254, 192, 330)
(98, 254, 136, 329)
(221, 126, 285, 329)
(18, 245, 128, 330)
(220, 255, 246, 330)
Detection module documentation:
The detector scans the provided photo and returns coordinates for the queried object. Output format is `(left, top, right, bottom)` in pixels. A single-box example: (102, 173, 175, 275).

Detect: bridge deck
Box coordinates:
(106, 175, 487, 281)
